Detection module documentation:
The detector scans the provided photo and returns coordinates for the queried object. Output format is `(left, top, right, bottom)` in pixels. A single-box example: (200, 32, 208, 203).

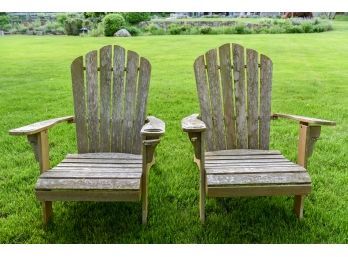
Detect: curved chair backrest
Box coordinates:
(194, 43, 273, 151)
(71, 45, 151, 154)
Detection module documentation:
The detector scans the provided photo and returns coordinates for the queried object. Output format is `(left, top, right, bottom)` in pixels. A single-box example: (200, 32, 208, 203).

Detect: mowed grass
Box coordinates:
(0, 21, 347, 244)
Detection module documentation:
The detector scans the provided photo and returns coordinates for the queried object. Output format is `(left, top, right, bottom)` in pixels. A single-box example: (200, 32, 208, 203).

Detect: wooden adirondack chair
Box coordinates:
(9, 45, 165, 224)
(182, 43, 335, 223)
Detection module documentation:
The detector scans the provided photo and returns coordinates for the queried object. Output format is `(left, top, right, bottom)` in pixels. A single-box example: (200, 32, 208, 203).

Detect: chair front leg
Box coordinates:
(188, 132, 206, 223)
(28, 130, 53, 224)
(141, 136, 160, 225)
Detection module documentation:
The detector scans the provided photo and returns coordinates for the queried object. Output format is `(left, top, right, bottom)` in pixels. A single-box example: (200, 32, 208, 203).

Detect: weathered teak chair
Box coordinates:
(9, 45, 165, 224)
(182, 43, 335, 222)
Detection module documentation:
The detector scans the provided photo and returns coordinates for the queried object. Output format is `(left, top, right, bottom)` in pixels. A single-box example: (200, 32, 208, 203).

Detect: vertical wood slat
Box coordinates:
(86, 50, 99, 152)
(99, 45, 112, 152)
(111, 45, 126, 152)
(133, 57, 151, 154)
(205, 49, 226, 150)
(219, 43, 236, 149)
(122, 50, 139, 153)
(259, 54, 273, 150)
(232, 44, 248, 149)
(71, 56, 88, 153)
(246, 49, 259, 149)
(194, 55, 214, 151)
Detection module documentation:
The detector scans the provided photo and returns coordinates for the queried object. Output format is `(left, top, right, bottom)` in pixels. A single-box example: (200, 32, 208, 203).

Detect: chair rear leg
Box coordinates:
(294, 195, 305, 219)
(200, 169, 206, 223)
(42, 201, 53, 224)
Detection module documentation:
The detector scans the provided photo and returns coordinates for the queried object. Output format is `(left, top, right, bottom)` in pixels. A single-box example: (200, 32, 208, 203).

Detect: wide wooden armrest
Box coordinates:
(272, 113, 336, 126)
(181, 114, 206, 132)
(9, 116, 75, 136)
(141, 116, 165, 137)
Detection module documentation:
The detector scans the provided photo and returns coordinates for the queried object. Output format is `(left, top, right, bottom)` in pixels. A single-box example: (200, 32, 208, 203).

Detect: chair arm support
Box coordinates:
(9, 116, 75, 136)
(181, 114, 206, 132)
(272, 113, 336, 126)
(9, 116, 74, 173)
(273, 113, 336, 168)
(141, 116, 165, 137)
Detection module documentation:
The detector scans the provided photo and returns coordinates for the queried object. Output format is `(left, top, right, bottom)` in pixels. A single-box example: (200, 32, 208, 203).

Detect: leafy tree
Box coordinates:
(103, 13, 125, 36)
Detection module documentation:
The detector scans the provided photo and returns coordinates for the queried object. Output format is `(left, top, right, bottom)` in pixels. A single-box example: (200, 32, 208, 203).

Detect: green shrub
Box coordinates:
(288, 25, 304, 33)
(269, 25, 286, 34)
(0, 14, 9, 29)
(126, 26, 141, 36)
(1, 23, 11, 31)
(64, 18, 83, 35)
(334, 14, 348, 21)
(235, 23, 247, 34)
(168, 24, 181, 35)
(301, 21, 314, 33)
(199, 26, 212, 34)
(223, 26, 237, 34)
(123, 12, 150, 25)
(56, 13, 68, 26)
(88, 22, 104, 37)
(103, 13, 126, 36)
(145, 24, 166, 35)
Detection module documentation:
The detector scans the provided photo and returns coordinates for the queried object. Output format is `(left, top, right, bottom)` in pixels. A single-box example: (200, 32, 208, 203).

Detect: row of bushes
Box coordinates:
(141, 18, 333, 36)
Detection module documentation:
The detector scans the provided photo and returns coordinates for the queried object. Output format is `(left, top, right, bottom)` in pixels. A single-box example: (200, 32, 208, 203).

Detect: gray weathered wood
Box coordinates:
(206, 149, 281, 156)
(207, 172, 311, 186)
(205, 48, 225, 150)
(194, 55, 214, 151)
(246, 48, 259, 149)
(9, 116, 74, 136)
(111, 45, 126, 152)
(123, 50, 139, 153)
(206, 166, 306, 174)
(99, 45, 112, 152)
(205, 154, 284, 160)
(272, 113, 336, 126)
(141, 116, 165, 136)
(86, 50, 99, 152)
(36, 178, 140, 190)
(259, 54, 273, 150)
(71, 56, 88, 153)
(207, 185, 311, 197)
(181, 114, 206, 132)
(205, 159, 292, 164)
(133, 57, 151, 153)
(66, 153, 141, 159)
(219, 43, 236, 149)
(52, 167, 141, 172)
(61, 158, 142, 164)
(57, 163, 141, 168)
(40, 171, 142, 179)
(36, 190, 140, 202)
(232, 44, 248, 148)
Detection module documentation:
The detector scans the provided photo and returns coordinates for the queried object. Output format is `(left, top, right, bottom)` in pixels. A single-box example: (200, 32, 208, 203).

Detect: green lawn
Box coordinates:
(0, 21, 347, 244)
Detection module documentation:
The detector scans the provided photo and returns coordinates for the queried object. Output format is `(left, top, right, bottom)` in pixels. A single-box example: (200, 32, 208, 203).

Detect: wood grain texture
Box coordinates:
(206, 149, 281, 156)
(61, 158, 142, 164)
(36, 190, 140, 202)
(123, 50, 139, 153)
(133, 57, 151, 154)
(181, 114, 206, 132)
(206, 165, 306, 174)
(207, 185, 311, 197)
(86, 50, 99, 152)
(246, 48, 259, 149)
(259, 54, 273, 150)
(207, 172, 311, 186)
(9, 116, 74, 136)
(71, 56, 88, 153)
(40, 171, 142, 179)
(57, 163, 141, 168)
(111, 45, 126, 152)
(36, 178, 140, 190)
(232, 44, 248, 149)
(66, 153, 141, 159)
(272, 113, 336, 126)
(141, 116, 165, 136)
(219, 43, 236, 149)
(205, 48, 226, 150)
(99, 45, 112, 152)
(194, 55, 214, 151)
